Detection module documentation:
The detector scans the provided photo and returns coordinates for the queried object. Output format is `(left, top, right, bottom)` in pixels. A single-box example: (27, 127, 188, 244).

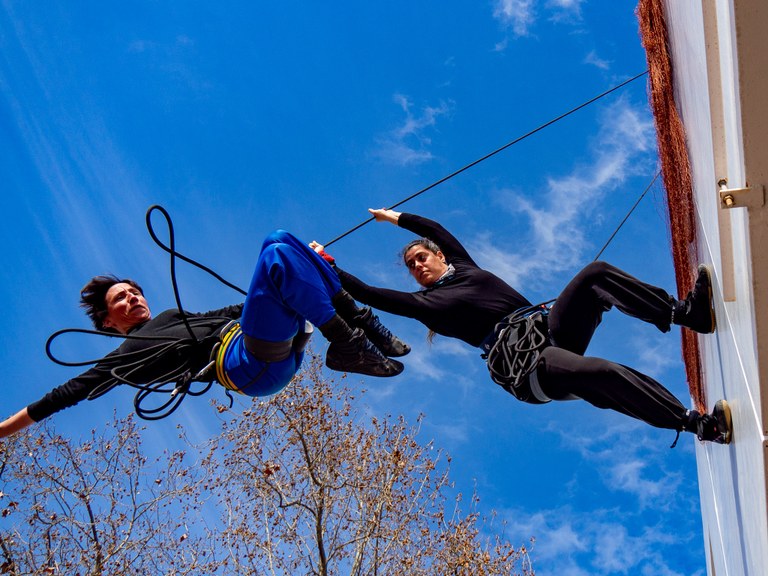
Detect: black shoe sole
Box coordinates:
(326, 356, 404, 378)
(714, 399, 732, 444)
(697, 264, 716, 333)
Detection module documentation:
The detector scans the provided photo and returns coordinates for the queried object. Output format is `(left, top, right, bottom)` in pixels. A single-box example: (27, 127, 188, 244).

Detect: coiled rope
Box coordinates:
(45, 206, 244, 420)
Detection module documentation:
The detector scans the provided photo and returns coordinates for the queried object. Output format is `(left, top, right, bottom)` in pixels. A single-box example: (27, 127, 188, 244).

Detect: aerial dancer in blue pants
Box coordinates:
(220, 229, 409, 396)
(0, 229, 410, 438)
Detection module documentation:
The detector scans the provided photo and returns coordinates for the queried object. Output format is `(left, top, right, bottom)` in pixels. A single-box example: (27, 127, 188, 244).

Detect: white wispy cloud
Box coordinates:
(430, 417, 471, 444)
(374, 94, 453, 166)
(401, 336, 475, 383)
(402, 342, 452, 381)
(546, 0, 584, 24)
(469, 98, 656, 293)
(550, 417, 692, 511)
(584, 50, 611, 70)
(630, 332, 683, 380)
(492, 0, 584, 38)
(493, 0, 537, 37)
(1, 6, 160, 283)
(547, 0, 583, 11)
(607, 457, 683, 509)
(506, 506, 694, 575)
(128, 34, 195, 54)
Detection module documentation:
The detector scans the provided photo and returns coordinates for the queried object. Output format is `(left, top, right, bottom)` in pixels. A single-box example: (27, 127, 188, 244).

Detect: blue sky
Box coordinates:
(1, 1, 704, 574)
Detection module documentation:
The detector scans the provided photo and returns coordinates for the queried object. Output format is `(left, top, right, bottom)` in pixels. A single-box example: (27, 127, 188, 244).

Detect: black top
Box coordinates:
(336, 213, 530, 347)
(27, 304, 243, 422)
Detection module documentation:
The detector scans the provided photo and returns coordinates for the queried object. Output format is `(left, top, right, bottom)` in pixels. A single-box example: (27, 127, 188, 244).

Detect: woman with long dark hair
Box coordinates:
(313, 208, 731, 446)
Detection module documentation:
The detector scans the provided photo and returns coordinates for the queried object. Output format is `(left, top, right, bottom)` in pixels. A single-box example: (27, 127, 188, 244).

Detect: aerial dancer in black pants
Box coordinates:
(312, 209, 732, 445)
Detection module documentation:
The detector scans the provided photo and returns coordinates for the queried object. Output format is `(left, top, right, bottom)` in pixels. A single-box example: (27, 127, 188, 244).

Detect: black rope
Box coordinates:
(146, 205, 196, 341)
(146, 205, 246, 296)
(591, 170, 661, 262)
(324, 70, 649, 247)
(45, 206, 243, 420)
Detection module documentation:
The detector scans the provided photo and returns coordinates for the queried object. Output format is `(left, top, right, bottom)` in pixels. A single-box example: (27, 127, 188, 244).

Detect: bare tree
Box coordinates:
(0, 415, 218, 575)
(0, 356, 534, 575)
(205, 355, 534, 576)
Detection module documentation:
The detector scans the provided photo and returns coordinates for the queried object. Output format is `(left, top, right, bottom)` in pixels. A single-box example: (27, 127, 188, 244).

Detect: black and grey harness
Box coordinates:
(483, 304, 553, 404)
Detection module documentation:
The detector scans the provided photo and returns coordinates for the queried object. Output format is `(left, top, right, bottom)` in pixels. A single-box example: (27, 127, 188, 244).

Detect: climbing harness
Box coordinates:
(46, 315, 238, 420)
(211, 320, 245, 395)
(484, 304, 553, 404)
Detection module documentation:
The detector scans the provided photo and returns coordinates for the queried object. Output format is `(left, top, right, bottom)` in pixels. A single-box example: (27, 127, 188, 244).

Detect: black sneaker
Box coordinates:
(696, 399, 733, 444)
(676, 265, 716, 333)
(354, 307, 411, 357)
(326, 328, 404, 377)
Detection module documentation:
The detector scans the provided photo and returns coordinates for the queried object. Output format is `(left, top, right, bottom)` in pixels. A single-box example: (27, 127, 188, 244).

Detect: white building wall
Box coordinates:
(663, 1, 767, 575)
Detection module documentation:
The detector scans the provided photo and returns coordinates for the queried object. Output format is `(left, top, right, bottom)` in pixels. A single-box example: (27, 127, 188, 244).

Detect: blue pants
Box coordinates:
(222, 230, 342, 396)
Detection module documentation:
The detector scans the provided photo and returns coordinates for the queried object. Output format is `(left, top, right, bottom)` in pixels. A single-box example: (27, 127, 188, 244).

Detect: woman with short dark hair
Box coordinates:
(0, 229, 409, 438)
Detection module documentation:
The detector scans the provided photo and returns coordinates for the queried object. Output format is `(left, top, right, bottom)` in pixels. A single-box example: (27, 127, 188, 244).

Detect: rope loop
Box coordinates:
(45, 206, 246, 420)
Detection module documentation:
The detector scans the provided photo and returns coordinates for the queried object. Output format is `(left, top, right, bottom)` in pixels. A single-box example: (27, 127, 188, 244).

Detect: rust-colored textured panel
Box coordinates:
(637, 0, 704, 411)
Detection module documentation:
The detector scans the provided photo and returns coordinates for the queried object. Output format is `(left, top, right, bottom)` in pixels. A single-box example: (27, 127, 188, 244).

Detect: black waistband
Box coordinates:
(243, 334, 294, 362)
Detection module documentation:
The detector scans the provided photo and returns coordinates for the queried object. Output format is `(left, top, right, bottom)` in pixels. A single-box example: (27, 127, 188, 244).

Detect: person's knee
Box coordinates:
(580, 260, 613, 280)
(255, 243, 291, 286)
(263, 229, 293, 247)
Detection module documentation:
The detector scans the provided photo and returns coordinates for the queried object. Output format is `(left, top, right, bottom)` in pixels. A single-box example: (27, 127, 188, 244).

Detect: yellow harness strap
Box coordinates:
(214, 321, 245, 395)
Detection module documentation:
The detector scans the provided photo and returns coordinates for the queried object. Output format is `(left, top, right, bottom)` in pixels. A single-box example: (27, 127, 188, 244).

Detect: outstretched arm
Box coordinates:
(0, 407, 35, 439)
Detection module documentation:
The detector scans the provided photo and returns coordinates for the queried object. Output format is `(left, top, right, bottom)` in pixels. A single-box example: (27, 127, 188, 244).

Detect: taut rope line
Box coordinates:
(324, 70, 649, 247)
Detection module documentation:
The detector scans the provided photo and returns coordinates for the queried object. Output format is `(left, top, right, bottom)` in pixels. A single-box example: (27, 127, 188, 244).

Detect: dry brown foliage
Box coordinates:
(205, 354, 534, 575)
(0, 356, 534, 575)
(0, 415, 216, 575)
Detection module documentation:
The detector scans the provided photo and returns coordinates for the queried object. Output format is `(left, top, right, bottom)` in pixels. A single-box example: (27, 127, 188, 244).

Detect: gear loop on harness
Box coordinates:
(485, 303, 553, 404)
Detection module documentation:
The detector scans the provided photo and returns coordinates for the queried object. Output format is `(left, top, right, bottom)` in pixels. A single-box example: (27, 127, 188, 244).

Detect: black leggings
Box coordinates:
(537, 261, 688, 430)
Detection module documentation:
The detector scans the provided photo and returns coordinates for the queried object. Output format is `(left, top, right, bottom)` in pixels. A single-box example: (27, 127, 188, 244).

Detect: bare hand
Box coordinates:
(368, 208, 401, 225)
(309, 240, 324, 253)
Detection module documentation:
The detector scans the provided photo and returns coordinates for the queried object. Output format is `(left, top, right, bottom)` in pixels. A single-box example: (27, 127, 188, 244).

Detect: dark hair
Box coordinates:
(400, 238, 442, 345)
(400, 238, 442, 264)
(80, 275, 144, 331)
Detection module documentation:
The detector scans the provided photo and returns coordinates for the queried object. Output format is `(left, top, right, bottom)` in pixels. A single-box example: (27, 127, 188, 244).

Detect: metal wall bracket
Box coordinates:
(718, 179, 765, 209)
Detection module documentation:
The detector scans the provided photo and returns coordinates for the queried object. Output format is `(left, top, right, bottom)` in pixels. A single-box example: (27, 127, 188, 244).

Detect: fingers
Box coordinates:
(368, 208, 400, 224)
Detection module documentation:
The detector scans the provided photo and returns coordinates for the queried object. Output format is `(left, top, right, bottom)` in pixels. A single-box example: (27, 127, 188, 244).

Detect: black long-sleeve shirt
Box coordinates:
(336, 213, 530, 347)
(27, 304, 243, 422)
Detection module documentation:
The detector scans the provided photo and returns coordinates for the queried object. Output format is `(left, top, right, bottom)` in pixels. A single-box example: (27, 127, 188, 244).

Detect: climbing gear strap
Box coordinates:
(207, 321, 244, 395)
(204, 320, 315, 396)
(485, 305, 552, 404)
(244, 334, 294, 363)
